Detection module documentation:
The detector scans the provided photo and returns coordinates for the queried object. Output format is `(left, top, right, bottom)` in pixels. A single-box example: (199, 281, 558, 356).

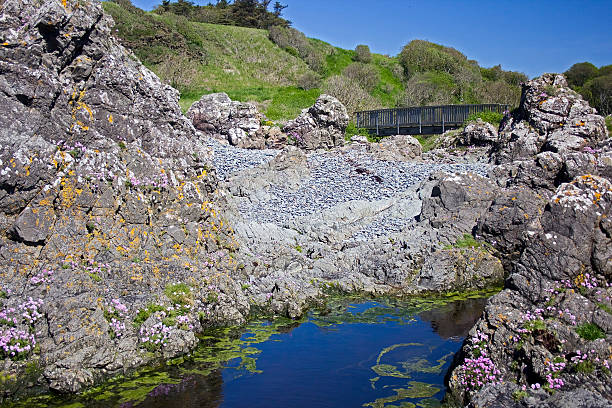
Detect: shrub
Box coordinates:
(297, 72, 321, 90)
(584, 74, 612, 116)
(354, 44, 372, 63)
(322, 75, 380, 115)
(575, 323, 605, 341)
(565, 62, 599, 87)
(401, 72, 453, 106)
(268, 25, 326, 73)
(399, 39, 466, 77)
(345, 121, 370, 141)
(342, 62, 380, 92)
(465, 111, 504, 127)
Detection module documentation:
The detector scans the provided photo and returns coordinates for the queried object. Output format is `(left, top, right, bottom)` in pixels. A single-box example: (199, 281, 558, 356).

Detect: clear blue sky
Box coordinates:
(131, 0, 612, 78)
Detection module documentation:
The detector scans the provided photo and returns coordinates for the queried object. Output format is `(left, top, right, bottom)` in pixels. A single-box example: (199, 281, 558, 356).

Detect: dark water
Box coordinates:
(14, 295, 490, 408)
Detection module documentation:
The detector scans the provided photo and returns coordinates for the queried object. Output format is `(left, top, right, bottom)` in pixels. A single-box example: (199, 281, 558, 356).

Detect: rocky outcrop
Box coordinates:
(437, 119, 499, 149)
(186, 92, 285, 149)
(367, 135, 423, 161)
(447, 75, 612, 407)
(283, 94, 349, 150)
(0, 0, 247, 398)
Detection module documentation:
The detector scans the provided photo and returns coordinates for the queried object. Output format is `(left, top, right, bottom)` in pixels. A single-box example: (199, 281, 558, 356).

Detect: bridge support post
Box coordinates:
(396, 112, 399, 135)
(419, 113, 422, 134)
(442, 115, 445, 133)
(376, 112, 379, 136)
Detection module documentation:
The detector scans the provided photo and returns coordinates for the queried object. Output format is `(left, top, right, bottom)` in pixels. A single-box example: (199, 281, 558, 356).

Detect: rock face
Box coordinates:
(367, 135, 423, 161)
(438, 119, 499, 149)
(186, 92, 285, 149)
(494, 74, 607, 164)
(447, 75, 612, 406)
(283, 94, 349, 150)
(0, 0, 247, 398)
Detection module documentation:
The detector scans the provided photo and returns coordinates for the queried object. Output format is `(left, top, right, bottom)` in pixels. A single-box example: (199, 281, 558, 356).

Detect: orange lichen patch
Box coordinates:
(108, 114, 113, 123)
(62, 0, 67, 8)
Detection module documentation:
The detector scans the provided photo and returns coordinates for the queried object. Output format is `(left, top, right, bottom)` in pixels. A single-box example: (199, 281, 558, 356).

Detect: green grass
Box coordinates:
(164, 283, 192, 305)
(606, 116, 612, 133)
(575, 323, 606, 341)
(324, 48, 355, 77)
(445, 233, 490, 251)
(465, 110, 504, 127)
(413, 134, 440, 152)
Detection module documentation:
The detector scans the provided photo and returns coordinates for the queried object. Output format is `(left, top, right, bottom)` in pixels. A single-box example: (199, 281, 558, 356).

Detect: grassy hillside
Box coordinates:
(103, 1, 524, 123)
(104, 1, 319, 119)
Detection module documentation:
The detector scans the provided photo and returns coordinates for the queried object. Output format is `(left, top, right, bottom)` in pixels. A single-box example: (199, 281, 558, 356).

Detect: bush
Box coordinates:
(584, 74, 612, 116)
(465, 110, 504, 126)
(354, 44, 372, 63)
(297, 72, 321, 90)
(322, 75, 380, 115)
(565, 62, 599, 87)
(399, 39, 466, 77)
(401, 72, 453, 106)
(268, 25, 326, 73)
(575, 323, 605, 341)
(342, 62, 380, 92)
(345, 121, 370, 141)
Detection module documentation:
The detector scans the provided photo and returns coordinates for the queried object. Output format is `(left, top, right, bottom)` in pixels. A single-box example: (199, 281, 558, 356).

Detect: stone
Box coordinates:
(187, 92, 284, 149)
(367, 135, 422, 161)
(283, 94, 349, 150)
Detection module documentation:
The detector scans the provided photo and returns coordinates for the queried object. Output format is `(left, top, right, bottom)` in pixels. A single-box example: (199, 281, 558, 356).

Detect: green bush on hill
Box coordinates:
(105, 0, 526, 124)
(565, 62, 612, 116)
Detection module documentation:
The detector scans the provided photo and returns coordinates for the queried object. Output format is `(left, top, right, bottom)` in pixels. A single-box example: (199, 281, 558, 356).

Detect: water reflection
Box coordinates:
(11, 295, 492, 408)
(418, 297, 487, 339)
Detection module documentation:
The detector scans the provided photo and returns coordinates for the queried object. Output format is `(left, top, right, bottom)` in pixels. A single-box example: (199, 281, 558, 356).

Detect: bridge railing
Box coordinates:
(355, 104, 509, 134)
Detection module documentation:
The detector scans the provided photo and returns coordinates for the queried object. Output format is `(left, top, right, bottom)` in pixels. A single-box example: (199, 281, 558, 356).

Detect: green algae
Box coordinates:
(363, 382, 440, 408)
(4, 289, 498, 407)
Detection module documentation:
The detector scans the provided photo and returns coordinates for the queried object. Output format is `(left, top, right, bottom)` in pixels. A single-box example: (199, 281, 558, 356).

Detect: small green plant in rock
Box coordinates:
(575, 323, 605, 341)
(133, 304, 166, 328)
(118, 141, 127, 150)
(164, 283, 192, 306)
(465, 111, 504, 127)
(512, 389, 528, 401)
(344, 121, 371, 141)
(294, 244, 302, 253)
(445, 234, 491, 252)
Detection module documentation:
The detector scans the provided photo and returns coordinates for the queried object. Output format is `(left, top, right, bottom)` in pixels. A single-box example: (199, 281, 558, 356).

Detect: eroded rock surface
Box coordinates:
(186, 92, 286, 149)
(447, 75, 612, 407)
(283, 94, 349, 150)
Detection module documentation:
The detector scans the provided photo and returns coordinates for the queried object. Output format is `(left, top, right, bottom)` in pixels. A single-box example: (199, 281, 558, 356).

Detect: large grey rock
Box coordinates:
(187, 92, 285, 149)
(367, 134, 422, 161)
(283, 94, 349, 150)
(0, 0, 245, 398)
(447, 74, 612, 406)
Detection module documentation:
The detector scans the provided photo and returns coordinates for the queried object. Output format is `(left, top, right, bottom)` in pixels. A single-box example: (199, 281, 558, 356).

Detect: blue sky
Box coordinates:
(131, 0, 612, 78)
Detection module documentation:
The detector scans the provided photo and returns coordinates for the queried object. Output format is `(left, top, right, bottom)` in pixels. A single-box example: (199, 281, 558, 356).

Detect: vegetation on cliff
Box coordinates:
(104, 0, 526, 121)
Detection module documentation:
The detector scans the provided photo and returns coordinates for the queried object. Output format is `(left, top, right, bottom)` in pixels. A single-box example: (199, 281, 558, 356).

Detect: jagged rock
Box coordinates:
(494, 74, 608, 165)
(186, 92, 285, 149)
(417, 248, 503, 292)
(448, 74, 612, 406)
(438, 119, 499, 149)
(0, 0, 247, 398)
(283, 94, 349, 150)
(367, 135, 422, 161)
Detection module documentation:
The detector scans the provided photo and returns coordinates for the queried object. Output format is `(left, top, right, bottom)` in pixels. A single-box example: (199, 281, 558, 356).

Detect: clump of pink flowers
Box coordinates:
(30, 269, 54, 286)
(457, 331, 502, 392)
(105, 298, 129, 338)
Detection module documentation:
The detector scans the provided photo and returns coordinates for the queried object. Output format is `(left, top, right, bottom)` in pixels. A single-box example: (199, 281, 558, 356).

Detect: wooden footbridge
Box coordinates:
(355, 104, 509, 136)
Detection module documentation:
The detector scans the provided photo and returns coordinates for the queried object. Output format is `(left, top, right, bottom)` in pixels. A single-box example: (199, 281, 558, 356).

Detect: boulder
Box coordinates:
(447, 74, 612, 406)
(494, 74, 608, 164)
(283, 94, 349, 150)
(0, 0, 244, 397)
(187, 92, 284, 149)
(367, 135, 422, 161)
